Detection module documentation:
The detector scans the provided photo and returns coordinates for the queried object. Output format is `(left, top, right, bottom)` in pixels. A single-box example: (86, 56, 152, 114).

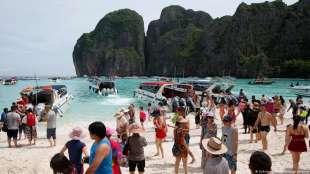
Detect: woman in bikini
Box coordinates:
(287, 116, 309, 174)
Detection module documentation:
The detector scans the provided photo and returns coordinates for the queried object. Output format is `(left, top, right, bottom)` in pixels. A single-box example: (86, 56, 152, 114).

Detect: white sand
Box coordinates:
(0, 110, 310, 174)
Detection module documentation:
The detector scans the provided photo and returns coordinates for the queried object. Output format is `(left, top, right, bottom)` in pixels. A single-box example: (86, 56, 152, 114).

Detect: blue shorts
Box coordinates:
(224, 154, 237, 171)
(47, 128, 56, 139)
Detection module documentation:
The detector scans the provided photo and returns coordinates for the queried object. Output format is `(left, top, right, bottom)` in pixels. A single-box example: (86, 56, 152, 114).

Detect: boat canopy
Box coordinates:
(20, 85, 68, 105)
(142, 82, 173, 86)
(99, 82, 115, 90)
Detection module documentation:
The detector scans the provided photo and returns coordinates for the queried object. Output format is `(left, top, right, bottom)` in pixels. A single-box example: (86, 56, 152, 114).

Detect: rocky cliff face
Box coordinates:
(146, 0, 310, 77)
(145, 5, 212, 76)
(73, 0, 310, 78)
(73, 9, 145, 76)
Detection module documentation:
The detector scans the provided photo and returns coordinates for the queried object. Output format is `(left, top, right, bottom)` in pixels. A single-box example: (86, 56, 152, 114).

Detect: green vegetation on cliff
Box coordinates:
(73, 0, 310, 78)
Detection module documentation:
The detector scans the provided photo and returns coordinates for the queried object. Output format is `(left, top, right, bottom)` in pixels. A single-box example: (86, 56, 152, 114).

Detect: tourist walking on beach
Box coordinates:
(6, 106, 20, 148)
(249, 151, 272, 174)
(287, 116, 309, 174)
(152, 109, 166, 158)
(219, 98, 226, 121)
(86, 121, 112, 174)
(1, 108, 8, 123)
(24, 108, 37, 145)
(60, 127, 88, 174)
(249, 101, 260, 143)
(139, 106, 147, 130)
(266, 98, 277, 131)
(173, 117, 189, 174)
(221, 115, 238, 174)
(202, 137, 229, 174)
(279, 96, 286, 125)
(115, 111, 129, 140)
(0, 108, 9, 137)
(127, 124, 147, 174)
(200, 112, 217, 169)
(128, 104, 135, 124)
(50, 153, 76, 174)
(44, 105, 57, 147)
(105, 128, 122, 174)
(227, 100, 237, 126)
(17, 105, 26, 140)
(241, 101, 251, 134)
(147, 103, 152, 121)
(255, 104, 272, 151)
(288, 99, 298, 118)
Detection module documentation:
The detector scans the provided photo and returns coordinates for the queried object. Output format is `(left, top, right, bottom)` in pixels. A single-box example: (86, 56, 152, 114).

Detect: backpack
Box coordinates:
(26, 113, 36, 126)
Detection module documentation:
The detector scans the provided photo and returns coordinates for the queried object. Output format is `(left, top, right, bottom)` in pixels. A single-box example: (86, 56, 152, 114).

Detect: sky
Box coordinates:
(0, 0, 298, 76)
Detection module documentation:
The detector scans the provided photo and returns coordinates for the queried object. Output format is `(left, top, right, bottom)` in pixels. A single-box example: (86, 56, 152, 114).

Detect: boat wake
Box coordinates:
(100, 96, 135, 106)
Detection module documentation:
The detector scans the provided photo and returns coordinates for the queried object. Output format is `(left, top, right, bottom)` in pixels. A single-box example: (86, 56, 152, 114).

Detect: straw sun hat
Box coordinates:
(129, 123, 144, 134)
(202, 137, 227, 155)
(69, 127, 86, 140)
(114, 112, 124, 118)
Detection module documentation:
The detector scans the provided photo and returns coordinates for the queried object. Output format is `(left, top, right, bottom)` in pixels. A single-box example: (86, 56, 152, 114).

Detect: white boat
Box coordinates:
(20, 85, 73, 120)
(3, 78, 17, 85)
(89, 80, 118, 96)
(133, 82, 193, 106)
(289, 85, 310, 97)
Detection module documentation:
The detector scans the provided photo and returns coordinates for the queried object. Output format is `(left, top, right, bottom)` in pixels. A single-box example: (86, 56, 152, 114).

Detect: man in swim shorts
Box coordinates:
(255, 104, 272, 151)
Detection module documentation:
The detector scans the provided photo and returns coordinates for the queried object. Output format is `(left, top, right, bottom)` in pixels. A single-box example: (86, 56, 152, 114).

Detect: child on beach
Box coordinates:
(139, 106, 147, 129)
(50, 153, 76, 174)
(60, 127, 88, 174)
(281, 124, 292, 154)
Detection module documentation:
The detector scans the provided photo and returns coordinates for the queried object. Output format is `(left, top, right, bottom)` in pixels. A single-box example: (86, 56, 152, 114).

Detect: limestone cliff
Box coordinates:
(73, 9, 145, 76)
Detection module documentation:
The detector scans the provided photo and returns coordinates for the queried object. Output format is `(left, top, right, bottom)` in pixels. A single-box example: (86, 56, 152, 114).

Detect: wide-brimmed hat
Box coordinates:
(129, 123, 144, 134)
(119, 107, 129, 113)
(106, 127, 116, 137)
(114, 112, 124, 118)
(69, 127, 86, 140)
(202, 137, 227, 155)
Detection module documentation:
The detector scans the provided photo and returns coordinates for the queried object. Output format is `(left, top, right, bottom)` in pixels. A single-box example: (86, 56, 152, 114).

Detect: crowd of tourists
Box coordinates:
(1, 89, 310, 174)
(0, 96, 57, 147)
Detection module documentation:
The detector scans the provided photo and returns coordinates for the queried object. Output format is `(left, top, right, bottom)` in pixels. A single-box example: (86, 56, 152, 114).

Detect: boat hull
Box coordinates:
(289, 87, 310, 97)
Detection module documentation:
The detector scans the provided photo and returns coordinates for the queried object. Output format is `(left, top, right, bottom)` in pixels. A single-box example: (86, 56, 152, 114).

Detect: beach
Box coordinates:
(1, 108, 309, 174)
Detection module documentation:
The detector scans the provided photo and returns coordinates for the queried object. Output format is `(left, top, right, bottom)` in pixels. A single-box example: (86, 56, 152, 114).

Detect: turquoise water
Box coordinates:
(0, 78, 309, 126)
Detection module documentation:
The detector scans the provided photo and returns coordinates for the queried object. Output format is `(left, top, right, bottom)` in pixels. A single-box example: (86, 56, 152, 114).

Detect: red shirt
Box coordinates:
(140, 111, 147, 121)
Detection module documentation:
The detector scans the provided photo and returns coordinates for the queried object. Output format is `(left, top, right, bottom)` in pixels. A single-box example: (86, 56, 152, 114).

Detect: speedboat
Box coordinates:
(50, 77, 61, 83)
(248, 78, 273, 85)
(133, 81, 193, 106)
(20, 85, 73, 120)
(202, 82, 238, 105)
(3, 78, 17, 85)
(89, 80, 118, 96)
(289, 85, 310, 97)
(181, 79, 215, 92)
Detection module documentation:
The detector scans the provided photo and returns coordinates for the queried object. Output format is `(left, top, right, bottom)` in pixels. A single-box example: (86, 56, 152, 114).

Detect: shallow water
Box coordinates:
(0, 78, 309, 126)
